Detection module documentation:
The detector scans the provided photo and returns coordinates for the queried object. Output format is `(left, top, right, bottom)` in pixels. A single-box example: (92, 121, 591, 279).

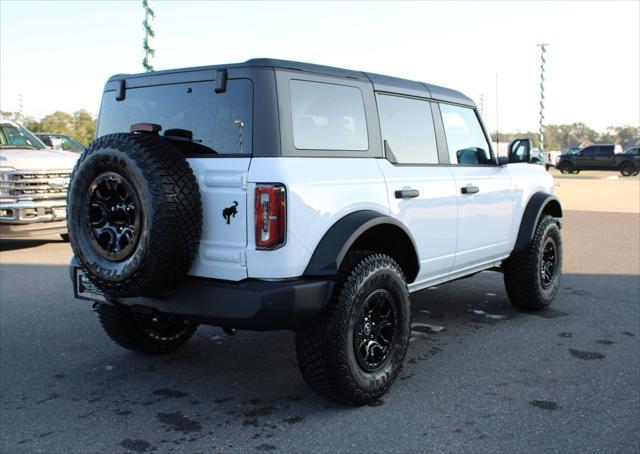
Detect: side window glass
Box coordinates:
(376, 94, 438, 164)
(440, 104, 492, 165)
(583, 147, 595, 157)
(289, 80, 368, 151)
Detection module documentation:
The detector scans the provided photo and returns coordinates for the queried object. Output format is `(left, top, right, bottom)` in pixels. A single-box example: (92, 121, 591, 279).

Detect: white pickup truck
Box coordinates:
(0, 119, 79, 239)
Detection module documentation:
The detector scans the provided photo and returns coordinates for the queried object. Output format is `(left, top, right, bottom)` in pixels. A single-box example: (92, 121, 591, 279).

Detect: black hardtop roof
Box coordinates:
(107, 58, 475, 107)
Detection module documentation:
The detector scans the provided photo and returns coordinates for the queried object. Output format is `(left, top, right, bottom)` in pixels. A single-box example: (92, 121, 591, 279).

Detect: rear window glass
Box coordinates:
(289, 80, 368, 151)
(98, 79, 253, 155)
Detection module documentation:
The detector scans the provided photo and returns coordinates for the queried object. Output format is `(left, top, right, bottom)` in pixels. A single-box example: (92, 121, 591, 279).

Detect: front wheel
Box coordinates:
(296, 253, 410, 405)
(503, 215, 562, 310)
(96, 303, 199, 354)
(558, 162, 573, 174)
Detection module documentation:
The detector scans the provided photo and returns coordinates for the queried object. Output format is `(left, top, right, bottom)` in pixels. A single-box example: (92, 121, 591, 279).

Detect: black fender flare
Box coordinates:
(303, 210, 419, 281)
(513, 192, 563, 254)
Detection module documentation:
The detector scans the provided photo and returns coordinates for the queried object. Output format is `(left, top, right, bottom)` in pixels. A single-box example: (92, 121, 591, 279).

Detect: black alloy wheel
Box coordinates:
(539, 237, 557, 289)
(353, 289, 397, 372)
(133, 312, 196, 343)
(503, 214, 562, 310)
(87, 172, 142, 261)
(67, 133, 202, 297)
(295, 252, 411, 405)
(96, 303, 199, 354)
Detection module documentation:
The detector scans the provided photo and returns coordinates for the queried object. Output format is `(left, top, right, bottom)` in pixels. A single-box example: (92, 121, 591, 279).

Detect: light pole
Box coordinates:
(17, 93, 24, 124)
(537, 43, 548, 151)
(142, 0, 155, 72)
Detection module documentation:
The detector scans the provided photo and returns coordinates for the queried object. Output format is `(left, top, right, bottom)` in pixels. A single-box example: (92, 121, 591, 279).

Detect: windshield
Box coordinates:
(0, 123, 46, 149)
(42, 134, 85, 152)
(566, 148, 581, 155)
(624, 148, 639, 155)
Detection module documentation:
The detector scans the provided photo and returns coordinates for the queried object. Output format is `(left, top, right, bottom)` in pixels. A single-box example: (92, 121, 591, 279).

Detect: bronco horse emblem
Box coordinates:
(222, 201, 239, 224)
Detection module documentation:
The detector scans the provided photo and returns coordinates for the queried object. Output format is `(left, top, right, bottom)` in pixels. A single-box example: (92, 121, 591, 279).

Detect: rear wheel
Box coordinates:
(503, 215, 562, 310)
(96, 303, 198, 354)
(296, 253, 410, 405)
(619, 162, 636, 177)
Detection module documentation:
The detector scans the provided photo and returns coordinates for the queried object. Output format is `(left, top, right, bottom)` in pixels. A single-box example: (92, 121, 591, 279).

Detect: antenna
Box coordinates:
(142, 0, 155, 72)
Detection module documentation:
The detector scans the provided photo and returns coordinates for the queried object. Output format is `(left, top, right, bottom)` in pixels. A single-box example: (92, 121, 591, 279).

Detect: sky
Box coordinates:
(1, 0, 638, 133)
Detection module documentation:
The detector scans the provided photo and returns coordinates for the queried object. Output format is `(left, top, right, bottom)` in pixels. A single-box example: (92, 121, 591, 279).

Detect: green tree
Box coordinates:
(72, 109, 97, 146)
(27, 110, 97, 146)
(0, 110, 39, 130)
(39, 111, 76, 137)
(612, 125, 640, 149)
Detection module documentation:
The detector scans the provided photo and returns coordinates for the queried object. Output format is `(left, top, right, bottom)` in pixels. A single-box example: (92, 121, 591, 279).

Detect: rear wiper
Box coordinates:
(164, 129, 218, 154)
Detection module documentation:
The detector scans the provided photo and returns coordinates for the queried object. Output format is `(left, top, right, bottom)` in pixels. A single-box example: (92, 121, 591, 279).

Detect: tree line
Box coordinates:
(2, 110, 638, 152)
(491, 123, 639, 151)
(1, 110, 96, 147)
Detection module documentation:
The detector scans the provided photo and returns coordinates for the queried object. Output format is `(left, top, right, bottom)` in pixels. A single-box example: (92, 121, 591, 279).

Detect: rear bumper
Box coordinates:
(70, 257, 334, 331)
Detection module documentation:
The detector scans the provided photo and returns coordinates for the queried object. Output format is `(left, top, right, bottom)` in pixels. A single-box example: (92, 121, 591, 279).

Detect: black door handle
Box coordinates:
(395, 189, 420, 199)
(461, 185, 479, 195)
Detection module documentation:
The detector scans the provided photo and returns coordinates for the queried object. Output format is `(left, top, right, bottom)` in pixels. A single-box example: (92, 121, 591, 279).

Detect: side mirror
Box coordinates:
(508, 138, 532, 163)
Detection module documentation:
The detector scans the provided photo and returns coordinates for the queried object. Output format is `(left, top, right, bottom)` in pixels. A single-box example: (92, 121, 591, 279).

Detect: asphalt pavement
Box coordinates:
(1, 176, 639, 453)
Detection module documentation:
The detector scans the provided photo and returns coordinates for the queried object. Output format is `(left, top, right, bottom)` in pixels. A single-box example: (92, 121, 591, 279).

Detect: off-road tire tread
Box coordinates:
(96, 304, 198, 355)
(503, 215, 562, 310)
(68, 133, 202, 297)
(296, 252, 410, 405)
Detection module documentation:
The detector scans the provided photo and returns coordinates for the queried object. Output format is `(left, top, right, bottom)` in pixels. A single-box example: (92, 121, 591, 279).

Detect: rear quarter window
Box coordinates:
(289, 80, 368, 151)
(98, 79, 253, 155)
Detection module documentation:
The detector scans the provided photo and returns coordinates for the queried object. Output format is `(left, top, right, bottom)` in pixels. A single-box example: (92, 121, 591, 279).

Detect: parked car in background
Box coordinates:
(36, 133, 85, 153)
(530, 148, 554, 170)
(556, 144, 640, 176)
(0, 119, 79, 240)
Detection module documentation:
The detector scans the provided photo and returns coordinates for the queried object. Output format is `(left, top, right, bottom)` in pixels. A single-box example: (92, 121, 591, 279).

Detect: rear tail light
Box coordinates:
(255, 184, 286, 250)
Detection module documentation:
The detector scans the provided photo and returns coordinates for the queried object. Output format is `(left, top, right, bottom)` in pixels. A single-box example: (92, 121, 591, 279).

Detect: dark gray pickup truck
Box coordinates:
(556, 144, 640, 176)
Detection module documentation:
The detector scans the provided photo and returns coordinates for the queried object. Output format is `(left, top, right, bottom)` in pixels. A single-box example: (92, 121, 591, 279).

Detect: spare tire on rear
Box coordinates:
(67, 133, 202, 297)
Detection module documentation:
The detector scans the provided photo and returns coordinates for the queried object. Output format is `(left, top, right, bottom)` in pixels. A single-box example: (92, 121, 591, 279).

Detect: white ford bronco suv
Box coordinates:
(68, 59, 562, 405)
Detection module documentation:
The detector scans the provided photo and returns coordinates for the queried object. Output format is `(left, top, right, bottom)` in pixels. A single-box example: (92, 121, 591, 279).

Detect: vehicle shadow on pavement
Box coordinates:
(0, 239, 64, 252)
(1, 264, 639, 453)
